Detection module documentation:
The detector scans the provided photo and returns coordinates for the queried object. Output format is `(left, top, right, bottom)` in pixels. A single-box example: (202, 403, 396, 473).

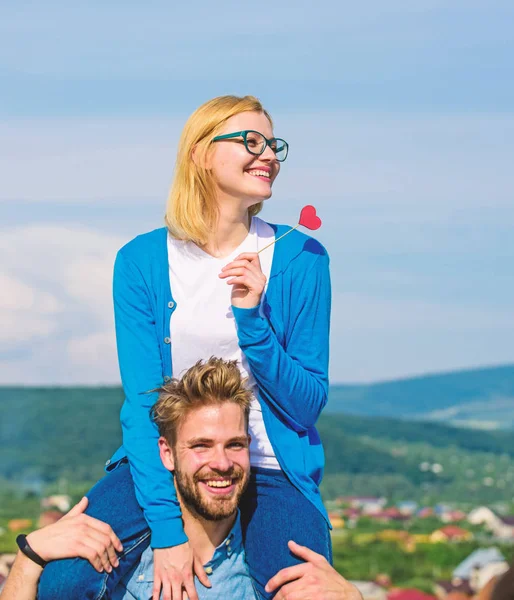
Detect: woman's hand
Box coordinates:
(219, 252, 266, 309)
(26, 497, 123, 573)
(153, 543, 210, 600)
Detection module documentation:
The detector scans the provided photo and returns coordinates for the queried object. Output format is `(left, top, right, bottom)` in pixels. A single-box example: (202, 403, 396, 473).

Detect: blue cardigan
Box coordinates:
(108, 223, 331, 548)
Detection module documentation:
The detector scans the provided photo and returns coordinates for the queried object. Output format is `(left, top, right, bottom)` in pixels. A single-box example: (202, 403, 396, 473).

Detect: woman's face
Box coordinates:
(209, 111, 281, 208)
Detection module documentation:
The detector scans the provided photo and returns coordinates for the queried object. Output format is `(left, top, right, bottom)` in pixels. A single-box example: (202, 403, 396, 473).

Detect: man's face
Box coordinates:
(159, 403, 250, 521)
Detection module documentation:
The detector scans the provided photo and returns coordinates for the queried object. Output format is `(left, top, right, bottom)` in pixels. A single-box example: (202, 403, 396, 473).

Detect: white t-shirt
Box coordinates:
(167, 217, 280, 470)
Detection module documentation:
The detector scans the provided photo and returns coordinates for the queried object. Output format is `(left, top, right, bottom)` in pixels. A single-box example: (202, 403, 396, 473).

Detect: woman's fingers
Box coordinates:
(169, 573, 183, 600)
(182, 570, 200, 600)
(153, 575, 163, 600)
(220, 259, 252, 272)
(220, 257, 263, 275)
(223, 270, 264, 285)
(220, 267, 247, 279)
(220, 266, 255, 280)
(233, 252, 260, 264)
(194, 557, 211, 589)
(221, 266, 265, 286)
(153, 569, 190, 600)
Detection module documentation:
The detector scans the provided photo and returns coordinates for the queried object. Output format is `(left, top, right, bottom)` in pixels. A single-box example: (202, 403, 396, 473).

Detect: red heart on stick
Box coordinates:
(298, 205, 322, 230)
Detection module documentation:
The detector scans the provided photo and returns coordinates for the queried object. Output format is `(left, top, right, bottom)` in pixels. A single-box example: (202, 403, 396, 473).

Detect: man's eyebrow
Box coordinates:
(186, 436, 249, 446)
(187, 437, 214, 445)
(227, 436, 249, 445)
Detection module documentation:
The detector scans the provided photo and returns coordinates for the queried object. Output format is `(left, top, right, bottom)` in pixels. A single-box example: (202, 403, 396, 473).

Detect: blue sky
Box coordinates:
(1, 0, 513, 384)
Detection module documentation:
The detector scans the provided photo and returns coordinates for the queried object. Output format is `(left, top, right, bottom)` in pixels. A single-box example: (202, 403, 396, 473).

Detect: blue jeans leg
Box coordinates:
(37, 461, 151, 600)
(240, 467, 332, 600)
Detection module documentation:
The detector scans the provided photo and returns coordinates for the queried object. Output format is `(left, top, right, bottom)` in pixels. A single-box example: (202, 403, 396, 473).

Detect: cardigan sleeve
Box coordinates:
(231, 251, 331, 432)
(113, 250, 187, 548)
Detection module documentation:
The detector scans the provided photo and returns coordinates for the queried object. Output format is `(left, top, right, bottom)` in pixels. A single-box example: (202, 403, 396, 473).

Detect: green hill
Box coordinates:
(327, 364, 514, 429)
(317, 413, 514, 503)
(3, 383, 514, 504)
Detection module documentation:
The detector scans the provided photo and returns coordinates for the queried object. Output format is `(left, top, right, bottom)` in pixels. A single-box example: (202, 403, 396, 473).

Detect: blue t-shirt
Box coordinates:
(112, 512, 257, 599)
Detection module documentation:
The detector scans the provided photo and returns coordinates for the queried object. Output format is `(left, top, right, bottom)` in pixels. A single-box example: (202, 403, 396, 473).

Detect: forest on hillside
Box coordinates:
(3, 386, 514, 504)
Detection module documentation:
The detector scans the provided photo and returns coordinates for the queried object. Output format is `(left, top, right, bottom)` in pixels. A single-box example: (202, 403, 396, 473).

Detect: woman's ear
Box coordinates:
(158, 436, 175, 472)
(192, 143, 211, 170)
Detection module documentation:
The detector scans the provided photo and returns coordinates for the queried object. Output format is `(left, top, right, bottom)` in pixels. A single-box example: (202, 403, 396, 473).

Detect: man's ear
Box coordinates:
(158, 436, 175, 472)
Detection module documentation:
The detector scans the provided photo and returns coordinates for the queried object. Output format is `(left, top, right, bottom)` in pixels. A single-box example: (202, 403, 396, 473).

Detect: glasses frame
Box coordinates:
(212, 130, 289, 162)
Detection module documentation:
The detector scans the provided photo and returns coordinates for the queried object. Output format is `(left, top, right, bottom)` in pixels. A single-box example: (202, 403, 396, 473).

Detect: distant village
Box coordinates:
(328, 496, 514, 540)
(2, 494, 514, 597)
(326, 496, 514, 600)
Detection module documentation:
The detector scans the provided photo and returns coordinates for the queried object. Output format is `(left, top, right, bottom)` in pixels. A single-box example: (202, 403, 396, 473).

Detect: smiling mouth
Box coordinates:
(204, 479, 232, 488)
(247, 169, 271, 180)
(199, 477, 237, 495)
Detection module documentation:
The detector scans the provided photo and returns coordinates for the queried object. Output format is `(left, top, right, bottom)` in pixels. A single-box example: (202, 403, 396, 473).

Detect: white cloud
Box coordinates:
(67, 331, 119, 383)
(0, 310, 58, 349)
(0, 272, 61, 312)
(331, 292, 514, 382)
(0, 224, 125, 383)
(0, 119, 182, 203)
(64, 256, 118, 325)
(0, 272, 62, 350)
(335, 292, 514, 332)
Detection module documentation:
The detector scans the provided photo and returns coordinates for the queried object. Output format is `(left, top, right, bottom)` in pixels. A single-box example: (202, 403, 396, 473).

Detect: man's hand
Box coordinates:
(26, 497, 123, 573)
(153, 543, 211, 600)
(219, 252, 267, 309)
(265, 540, 363, 600)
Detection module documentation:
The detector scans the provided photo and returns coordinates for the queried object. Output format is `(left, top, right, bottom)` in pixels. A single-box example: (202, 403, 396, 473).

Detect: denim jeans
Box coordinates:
(37, 461, 151, 600)
(240, 467, 332, 600)
(37, 463, 331, 600)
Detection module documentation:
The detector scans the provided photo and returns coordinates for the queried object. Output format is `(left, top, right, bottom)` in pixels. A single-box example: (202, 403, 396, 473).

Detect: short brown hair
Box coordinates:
(151, 357, 252, 443)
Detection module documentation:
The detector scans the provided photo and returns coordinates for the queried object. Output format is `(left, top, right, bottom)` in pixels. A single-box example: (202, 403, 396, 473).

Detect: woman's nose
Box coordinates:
(260, 143, 277, 162)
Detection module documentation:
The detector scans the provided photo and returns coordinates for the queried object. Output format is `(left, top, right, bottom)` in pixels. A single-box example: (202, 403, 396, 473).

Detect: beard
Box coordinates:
(173, 463, 249, 521)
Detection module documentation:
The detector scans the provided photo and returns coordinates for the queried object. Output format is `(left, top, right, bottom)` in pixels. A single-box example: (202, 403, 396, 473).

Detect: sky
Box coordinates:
(1, 0, 513, 385)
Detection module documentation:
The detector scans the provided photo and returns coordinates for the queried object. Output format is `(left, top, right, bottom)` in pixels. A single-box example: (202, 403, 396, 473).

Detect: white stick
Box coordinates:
(257, 224, 299, 255)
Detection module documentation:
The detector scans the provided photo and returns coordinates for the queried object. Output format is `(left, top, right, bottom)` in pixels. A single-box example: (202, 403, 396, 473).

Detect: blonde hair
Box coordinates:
(151, 357, 252, 443)
(165, 95, 273, 245)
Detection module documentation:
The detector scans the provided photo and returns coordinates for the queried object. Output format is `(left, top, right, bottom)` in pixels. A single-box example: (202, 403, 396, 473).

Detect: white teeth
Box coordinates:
(248, 170, 270, 178)
(205, 480, 231, 488)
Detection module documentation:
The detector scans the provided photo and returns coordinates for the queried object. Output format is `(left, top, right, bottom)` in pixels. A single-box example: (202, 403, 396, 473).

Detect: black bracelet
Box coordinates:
(16, 534, 48, 568)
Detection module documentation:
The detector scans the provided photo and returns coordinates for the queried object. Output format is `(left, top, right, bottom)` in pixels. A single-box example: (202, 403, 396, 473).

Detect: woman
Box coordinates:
(38, 95, 332, 600)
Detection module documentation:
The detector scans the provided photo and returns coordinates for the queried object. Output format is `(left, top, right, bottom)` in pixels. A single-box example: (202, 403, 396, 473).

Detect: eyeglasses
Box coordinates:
(212, 130, 289, 162)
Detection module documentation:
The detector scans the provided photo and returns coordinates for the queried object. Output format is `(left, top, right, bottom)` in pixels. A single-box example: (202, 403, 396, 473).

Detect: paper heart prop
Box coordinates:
(298, 205, 322, 230)
(257, 205, 322, 254)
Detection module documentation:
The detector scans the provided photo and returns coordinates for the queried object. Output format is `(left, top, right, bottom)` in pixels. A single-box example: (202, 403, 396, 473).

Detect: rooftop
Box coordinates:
(453, 548, 505, 579)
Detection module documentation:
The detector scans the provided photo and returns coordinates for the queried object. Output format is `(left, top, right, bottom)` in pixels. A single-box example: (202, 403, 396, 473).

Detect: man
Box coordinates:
(113, 356, 257, 599)
(1, 358, 360, 600)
